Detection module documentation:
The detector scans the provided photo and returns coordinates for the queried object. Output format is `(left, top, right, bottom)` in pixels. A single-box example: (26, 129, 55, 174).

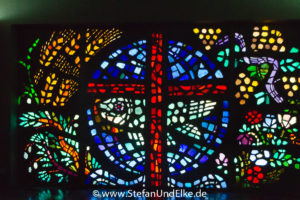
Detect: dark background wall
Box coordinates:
(1, 0, 300, 188)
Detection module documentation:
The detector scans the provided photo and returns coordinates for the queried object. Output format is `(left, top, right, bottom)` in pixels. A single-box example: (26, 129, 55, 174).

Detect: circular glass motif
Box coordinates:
(86, 39, 229, 188)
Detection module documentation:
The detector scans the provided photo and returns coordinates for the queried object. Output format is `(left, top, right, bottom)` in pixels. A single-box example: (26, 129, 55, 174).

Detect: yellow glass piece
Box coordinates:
(252, 81, 258, 87)
(47, 93, 52, 98)
(272, 45, 278, 51)
(292, 85, 298, 91)
(261, 32, 268, 37)
(290, 77, 296, 83)
(205, 45, 211, 50)
(193, 28, 200, 34)
(86, 43, 91, 52)
(243, 93, 249, 99)
(65, 46, 70, 53)
(262, 26, 269, 31)
(284, 84, 290, 90)
(75, 56, 80, 64)
(260, 38, 267, 43)
(253, 32, 260, 37)
(288, 91, 294, 97)
(271, 30, 275, 34)
(267, 133, 273, 139)
(276, 31, 281, 36)
(208, 28, 214, 34)
(279, 46, 286, 52)
(282, 76, 288, 82)
(235, 79, 242, 86)
(199, 34, 204, 39)
(258, 44, 264, 49)
(212, 35, 217, 40)
(41, 90, 46, 97)
(46, 76, 51, 84)
(71, 38, 76, 46)
(244, 77, 251, 85)
(239, 73, 246, 78)
(205, 45, 211, 51)
(277, 38, 283, 44)
(269, 38, 275, 44)
(240, 99, 246, 105)
(69, 50, 76, 55)
(57, 38, 63, 43)
(240, 86, 246, 92)
(216, 28, 221, 34)
(205, 35, 210, 40)
(247, 86, 254, 92)
(45, 49, 50, 56)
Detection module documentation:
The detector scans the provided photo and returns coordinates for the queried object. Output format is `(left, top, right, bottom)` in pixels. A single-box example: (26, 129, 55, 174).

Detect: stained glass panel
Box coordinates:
(16, 24, 300, 191)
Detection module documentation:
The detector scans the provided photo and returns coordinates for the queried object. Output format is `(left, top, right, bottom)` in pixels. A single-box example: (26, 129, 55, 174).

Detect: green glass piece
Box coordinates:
(234, 45, 240, 52)
(290, 47, 299, 53)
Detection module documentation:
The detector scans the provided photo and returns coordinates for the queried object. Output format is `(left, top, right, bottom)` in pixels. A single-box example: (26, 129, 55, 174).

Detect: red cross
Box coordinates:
(87, 33, 227, 187)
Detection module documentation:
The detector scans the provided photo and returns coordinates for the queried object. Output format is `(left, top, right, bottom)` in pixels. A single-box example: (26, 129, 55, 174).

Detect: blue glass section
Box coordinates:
(223, 101, 229, 108)
(168, 41, 223, 81)
(188, 148, 197, 157)
(111, 147, 117, 153)
(208, 124, 215, 131)
(200, 155, 208, 163)
(198, 69, 208, 78)
(136, 165, 144, 171)
(179, 144, 188, 153)
(92, 70, 101, 79)
(186, 167, 193, 172)
(215, 69, 223, 78)
(220, 128, 227, 133)
(94, 136, 101, 144)
(175, 163, 182, 169)
(179, 74, 189, 81)
(124, 155, 131, 160)
(93, 40, 146, 80)
(189, 57, 197, 66)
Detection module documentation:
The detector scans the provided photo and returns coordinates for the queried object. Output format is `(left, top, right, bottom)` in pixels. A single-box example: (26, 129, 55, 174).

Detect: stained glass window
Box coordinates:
(16, 24, 300, 190)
